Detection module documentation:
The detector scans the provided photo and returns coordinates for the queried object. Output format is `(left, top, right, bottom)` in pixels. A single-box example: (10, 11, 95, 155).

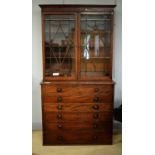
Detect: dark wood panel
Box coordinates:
(43, 131, 112, 145)
(44, 121, 112, 132)
(40, 5, 116, 13)
(43, 102, 112, 112)
(44, 112, 112, 123)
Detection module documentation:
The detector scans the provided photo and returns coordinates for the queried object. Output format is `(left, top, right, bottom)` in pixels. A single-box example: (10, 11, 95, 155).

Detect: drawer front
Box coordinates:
(44, 121, 112, 132)
(44, 112, 112, 122)
(43, 102, 112, 112)
(42, 84, 113, 97)
(42, 94, 113, 103)
(43, 131, 112, 145)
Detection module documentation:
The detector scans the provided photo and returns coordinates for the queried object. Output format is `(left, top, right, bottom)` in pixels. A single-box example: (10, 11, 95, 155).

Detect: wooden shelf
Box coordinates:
(81, 57, 110, 59)
(80, 71, 109, 77)
(44, 19, 75, 21)
(46, 57, 75, 59)
(81, 30, 111, 33)
(45, 45, 74, 48)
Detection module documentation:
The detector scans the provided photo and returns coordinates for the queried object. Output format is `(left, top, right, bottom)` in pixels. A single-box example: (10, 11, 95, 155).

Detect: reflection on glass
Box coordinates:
(83, 34, 90, 60)
(95, 34, 99, 56)
(80, 14, 112, 77)
(44, 15, 75, 77)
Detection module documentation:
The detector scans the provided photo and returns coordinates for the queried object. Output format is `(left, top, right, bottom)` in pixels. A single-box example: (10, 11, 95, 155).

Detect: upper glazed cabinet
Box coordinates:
(41, 5, 114, 81)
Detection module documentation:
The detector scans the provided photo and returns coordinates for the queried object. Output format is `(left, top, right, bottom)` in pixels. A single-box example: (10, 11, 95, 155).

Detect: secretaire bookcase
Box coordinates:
(40, 5, 115, 145)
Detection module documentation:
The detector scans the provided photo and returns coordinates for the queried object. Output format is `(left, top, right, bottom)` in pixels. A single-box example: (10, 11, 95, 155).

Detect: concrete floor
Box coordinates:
(32, 131, 122, 155)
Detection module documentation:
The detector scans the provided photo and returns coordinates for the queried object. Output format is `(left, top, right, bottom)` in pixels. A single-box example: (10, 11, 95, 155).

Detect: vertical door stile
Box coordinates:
(103, 17, 106, 76)
(42, 13, 45, 81)
(110, 12, 114, 78)
(75, 13, 78, 80)
(77, 13, 81, 80)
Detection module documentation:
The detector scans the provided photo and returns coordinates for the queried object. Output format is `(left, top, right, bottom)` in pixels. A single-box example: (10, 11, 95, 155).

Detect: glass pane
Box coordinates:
(44, 15, 75, 77)
(80, 14, 112, 78)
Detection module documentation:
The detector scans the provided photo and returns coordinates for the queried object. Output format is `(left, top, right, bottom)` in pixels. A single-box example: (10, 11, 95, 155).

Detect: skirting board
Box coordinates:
(32, 122, 42, 130)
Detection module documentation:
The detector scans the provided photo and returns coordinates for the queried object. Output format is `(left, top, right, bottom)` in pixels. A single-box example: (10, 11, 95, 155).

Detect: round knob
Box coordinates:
(93, 113, 99, 119)
(93, 123, 98, 129)
(57, 96, 63, 102)
(57, 105, 63, 110)
(57, 114, 62, 119)
(92, 105, 99, 110)
(57, 136, 63, 141)
(57, 124, 63, 129)
(94, 88, 99, 92)
(93, 97, 99, 102)
(57, 88, 62, 92)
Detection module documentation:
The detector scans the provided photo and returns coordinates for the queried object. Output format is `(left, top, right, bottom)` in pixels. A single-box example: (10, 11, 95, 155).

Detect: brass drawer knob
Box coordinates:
(57, 124, 63, 129)
(57, 105, 63, 110)
(57, 88, 62, 92)
(93, 123, 98, 129)
(57, 136, 63, 141)
(57, 96, 63, 102)
(94, 88, 99, 92)
(93, 97, 99, 102)
(57, 114, 62, 119)
(92, 105, 99, 110)
(93, 113, 99, 119)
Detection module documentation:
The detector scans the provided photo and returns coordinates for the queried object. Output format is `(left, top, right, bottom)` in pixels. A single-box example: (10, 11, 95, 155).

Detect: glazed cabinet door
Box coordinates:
(79, 13, 113, 80)
(43, 14, 77, 80)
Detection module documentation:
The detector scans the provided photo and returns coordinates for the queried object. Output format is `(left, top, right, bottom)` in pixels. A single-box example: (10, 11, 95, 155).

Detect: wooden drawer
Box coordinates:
(43, 131, 112, 145)
(42, 94, 113, 103)
(43, 102, 112, 112)
(44, 112, 112, 122)
(44, 121, 112, 132)
(42, 84, 113, 97)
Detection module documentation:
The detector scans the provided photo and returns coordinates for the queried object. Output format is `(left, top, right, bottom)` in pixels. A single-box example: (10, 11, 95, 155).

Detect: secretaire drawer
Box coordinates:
(43, 102, 113, 112)
(42, 84, 113, 96)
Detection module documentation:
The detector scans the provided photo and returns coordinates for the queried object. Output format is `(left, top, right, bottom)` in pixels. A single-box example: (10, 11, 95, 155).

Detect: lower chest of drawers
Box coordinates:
(41, 82, 114, 145)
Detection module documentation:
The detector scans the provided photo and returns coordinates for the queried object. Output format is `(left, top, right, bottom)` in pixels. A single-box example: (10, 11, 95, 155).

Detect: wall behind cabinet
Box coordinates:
(32, 0, 122, 130)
